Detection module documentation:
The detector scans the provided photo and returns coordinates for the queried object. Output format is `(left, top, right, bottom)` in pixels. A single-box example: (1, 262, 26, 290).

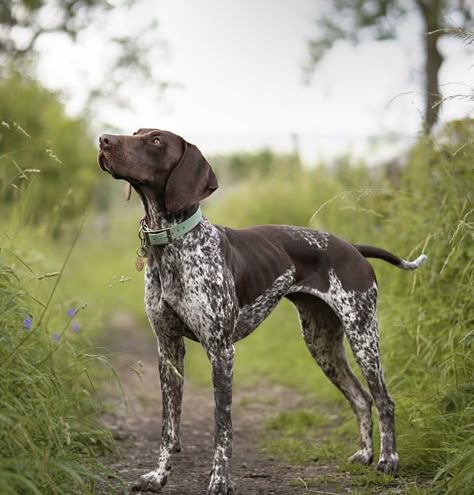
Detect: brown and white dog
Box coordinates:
(98, 129, 426, 494)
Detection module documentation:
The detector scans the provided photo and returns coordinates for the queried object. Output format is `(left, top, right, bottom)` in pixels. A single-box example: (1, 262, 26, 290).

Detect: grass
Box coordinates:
(2, 117, 472, 494)
(0, 246, 116, 494)
(205, 120, 473, 494)
(289, 470, 428, 495)
(0, 153, 122, 493)
(261, 406, 362, 464)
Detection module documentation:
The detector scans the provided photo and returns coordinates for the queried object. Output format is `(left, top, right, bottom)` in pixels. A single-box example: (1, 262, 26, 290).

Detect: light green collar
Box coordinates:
(140, 207, 203, 246)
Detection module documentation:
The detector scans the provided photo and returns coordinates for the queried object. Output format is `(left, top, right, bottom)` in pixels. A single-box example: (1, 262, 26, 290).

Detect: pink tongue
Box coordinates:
(124, 182, 131, 201)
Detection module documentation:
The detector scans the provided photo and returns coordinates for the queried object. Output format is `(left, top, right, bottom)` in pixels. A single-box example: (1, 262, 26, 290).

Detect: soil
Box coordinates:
(95, 312, 356, 495)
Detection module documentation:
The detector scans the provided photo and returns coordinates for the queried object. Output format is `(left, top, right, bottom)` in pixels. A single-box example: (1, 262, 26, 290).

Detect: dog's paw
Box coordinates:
(131, 471, 166, 493)
(207, 472, 235, 495)
(376, 453, 399, 476)
(349, 449, 373, 465)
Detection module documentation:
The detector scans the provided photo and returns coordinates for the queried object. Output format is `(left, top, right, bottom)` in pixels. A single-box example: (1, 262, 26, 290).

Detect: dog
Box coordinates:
(98, 128, 426, 494)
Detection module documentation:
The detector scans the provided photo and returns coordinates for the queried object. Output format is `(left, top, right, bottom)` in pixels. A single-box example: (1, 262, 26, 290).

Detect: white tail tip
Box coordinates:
(399, 254, 427, 270)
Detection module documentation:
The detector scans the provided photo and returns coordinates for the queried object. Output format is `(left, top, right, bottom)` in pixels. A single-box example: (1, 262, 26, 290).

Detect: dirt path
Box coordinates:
(96, 313, 353, 495)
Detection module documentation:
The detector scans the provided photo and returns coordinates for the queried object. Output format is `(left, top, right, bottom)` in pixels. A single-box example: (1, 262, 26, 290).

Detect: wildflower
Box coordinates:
(67, 308, 75, 317)
(23, 316, 33, 331)
(72, 321, 80, 333)
(52, 332, 60, 342)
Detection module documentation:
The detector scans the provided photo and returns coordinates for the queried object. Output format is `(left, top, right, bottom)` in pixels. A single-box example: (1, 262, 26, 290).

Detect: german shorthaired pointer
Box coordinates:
(98, 129, 426, 494)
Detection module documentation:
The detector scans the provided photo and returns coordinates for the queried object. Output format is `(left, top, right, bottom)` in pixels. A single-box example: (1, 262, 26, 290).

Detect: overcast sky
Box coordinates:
(36, 0, 474, 164)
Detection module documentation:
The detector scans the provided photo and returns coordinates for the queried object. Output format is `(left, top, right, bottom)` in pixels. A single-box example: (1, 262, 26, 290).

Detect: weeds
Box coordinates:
(0, 129, 115, 493)
(0, 252, 115, 494)
(205, 119, 474, 494)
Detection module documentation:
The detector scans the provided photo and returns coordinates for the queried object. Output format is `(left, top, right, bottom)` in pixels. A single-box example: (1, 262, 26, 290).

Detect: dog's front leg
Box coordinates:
(207, 344, 235, 495)
(132, 333, 185, 493)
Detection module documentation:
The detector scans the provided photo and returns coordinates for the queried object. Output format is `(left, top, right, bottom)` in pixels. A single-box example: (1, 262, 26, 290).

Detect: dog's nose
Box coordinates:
(99, 134, 118, 148)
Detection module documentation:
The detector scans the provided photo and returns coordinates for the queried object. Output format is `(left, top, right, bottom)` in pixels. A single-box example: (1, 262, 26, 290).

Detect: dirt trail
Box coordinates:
(97, 312, 351, 495)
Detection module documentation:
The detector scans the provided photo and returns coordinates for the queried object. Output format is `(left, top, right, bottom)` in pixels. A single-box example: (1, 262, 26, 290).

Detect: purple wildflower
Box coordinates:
(52, 332, 60, 342)
(72, 321, 80, 333)
(23, 316, 33, 331)
(67, 308, 75, 317)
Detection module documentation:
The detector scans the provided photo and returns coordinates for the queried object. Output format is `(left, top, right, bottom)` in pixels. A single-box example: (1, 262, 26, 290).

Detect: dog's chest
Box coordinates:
(233, 266, 296, 341)
(144, 221, 236, 335)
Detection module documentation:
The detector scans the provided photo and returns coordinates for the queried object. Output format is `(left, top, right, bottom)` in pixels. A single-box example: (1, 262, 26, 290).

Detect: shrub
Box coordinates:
(0, 73, 98, 229)
(0, 253, 114, 494)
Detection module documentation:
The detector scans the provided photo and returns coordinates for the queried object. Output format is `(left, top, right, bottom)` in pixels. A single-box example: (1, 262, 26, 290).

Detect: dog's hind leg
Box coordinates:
(340, 289, 399, 475)
(290, 294, 374, 466)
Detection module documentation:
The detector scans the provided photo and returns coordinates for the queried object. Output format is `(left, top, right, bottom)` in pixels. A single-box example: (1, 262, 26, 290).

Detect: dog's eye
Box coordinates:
(152, 137, 161, 144)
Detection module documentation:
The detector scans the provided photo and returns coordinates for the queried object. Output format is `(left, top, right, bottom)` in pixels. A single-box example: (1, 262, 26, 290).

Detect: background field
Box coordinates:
(1, 3, 473, 493)
(2, 108, 472, 493)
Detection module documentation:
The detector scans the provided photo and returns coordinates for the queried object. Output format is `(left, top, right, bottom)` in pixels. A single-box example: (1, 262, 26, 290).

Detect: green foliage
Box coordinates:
(0, 253, 114, 494)
(290, 469, 407, 495)
(0, 73, 98, 230)
(267, 409, 331, 434)
(210, 148, 301, 183)
(206, 119, 473, 494)
(262, 407, 358, 466)
(0, 100, 117, 493)
(377, 119, 474, 494)
(289, 461, 430, 493)
(307, 0, 405, 66)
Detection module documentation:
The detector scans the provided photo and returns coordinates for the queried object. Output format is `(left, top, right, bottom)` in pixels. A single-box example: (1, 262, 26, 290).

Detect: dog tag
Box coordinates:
(124, 182, 132, 201)
(135, 255, 145, 272)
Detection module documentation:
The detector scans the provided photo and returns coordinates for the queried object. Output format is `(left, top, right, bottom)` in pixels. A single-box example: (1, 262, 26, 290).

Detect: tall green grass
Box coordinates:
(200, 119, 473, 494)
(377, 121, 474, 493)
(0, 153, 116, 493)
(0, 248, 115, 494)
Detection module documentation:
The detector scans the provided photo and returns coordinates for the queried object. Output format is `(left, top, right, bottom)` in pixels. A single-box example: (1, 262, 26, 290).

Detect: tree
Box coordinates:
(0, 0, 167, 108)
(306, 0, 473, 131)
(1, 0, 104, 58)
(0, 74, 98, 228)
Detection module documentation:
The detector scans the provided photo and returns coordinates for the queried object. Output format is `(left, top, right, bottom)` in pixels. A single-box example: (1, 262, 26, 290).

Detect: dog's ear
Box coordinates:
(164, 141, 218, 213)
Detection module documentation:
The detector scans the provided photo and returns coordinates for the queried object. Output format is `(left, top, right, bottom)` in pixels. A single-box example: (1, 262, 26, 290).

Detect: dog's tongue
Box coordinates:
(124, 182, 132, 201)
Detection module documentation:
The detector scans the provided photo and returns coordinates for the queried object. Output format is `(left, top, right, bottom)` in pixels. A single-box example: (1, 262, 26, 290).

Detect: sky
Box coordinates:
(35, 0, 474, 164)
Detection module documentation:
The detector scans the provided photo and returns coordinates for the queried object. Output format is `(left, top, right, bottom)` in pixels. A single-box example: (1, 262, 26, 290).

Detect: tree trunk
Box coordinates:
(417, 0, 444, 132)
(424, 27, 443, 131)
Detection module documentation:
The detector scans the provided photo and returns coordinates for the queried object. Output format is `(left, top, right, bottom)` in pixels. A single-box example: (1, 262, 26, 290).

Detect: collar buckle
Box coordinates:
(143, 226, 174, 246)
(164, 227, 173, 244)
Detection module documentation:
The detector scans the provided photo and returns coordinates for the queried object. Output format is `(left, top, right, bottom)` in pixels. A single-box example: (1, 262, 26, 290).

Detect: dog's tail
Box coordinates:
(354, 244, 427, 271)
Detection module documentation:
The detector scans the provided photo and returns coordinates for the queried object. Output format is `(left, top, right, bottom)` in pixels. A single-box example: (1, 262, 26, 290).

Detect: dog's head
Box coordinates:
(98, 128, 218, 214)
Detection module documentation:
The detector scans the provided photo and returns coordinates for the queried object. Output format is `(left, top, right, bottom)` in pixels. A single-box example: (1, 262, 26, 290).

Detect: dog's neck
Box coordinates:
(143, 201, 210, 272)
(143, 200, 200, 231)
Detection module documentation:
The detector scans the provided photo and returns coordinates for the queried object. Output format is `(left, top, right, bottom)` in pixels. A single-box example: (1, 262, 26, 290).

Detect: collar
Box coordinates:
(140, 207, 203, 246)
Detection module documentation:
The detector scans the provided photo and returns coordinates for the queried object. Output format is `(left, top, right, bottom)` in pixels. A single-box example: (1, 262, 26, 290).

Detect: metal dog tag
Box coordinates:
(135, 255, 144, 272)
(135, 246, 147, 272)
